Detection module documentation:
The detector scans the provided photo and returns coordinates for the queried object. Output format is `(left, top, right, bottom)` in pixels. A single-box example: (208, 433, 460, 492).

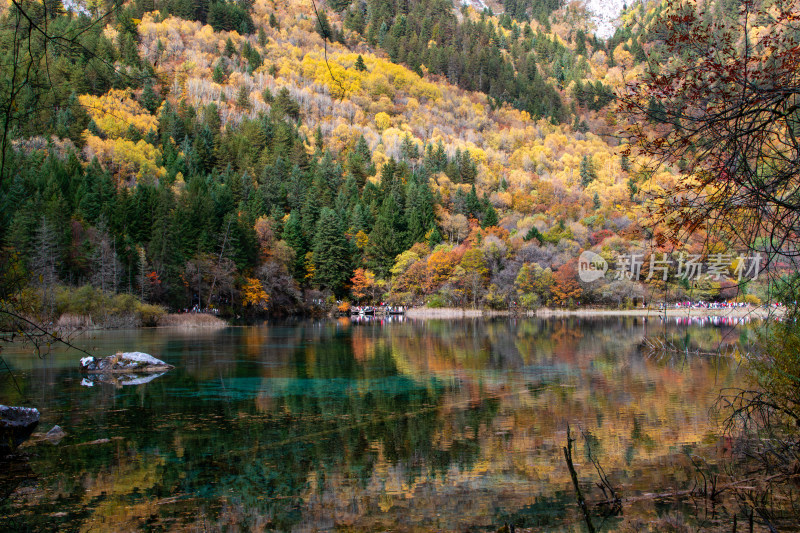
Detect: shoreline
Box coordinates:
(53, 307, 782, 328)
(533, 306, 780, 319)
(404, 306, 781, 320)
(404, 308, 505, 319)
(53, 312, 230, 331)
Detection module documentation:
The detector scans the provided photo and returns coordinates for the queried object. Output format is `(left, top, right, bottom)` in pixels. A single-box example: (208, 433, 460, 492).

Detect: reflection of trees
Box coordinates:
(3, 326, 499, 530)
(381, 318, 742, 491)
(0, 319, 748, 531)
(149, 339, 496, 529)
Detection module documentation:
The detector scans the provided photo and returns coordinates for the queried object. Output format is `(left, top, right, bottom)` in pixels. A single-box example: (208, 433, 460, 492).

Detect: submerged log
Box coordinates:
(79, 352, 173, 374)
(0, 405, 40, 456)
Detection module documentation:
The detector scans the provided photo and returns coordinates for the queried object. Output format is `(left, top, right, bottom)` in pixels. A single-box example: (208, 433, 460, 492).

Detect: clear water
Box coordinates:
(0, 317, 749, 531)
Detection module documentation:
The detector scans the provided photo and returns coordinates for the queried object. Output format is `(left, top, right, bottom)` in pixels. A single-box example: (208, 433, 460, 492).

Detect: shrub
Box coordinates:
(426, 294, 447, 308)
(519, 292, 541, 310)
(736, 294, 762, 305)
(484, 285, 508, 310)
(53, 285, 166, 328)
(135, 302, 166, 326)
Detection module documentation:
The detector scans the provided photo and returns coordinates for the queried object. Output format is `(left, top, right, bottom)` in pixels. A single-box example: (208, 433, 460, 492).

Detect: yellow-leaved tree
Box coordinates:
(242, 278, 269, 309)
(79, 89, 158, 138)
(79, 89, 165, 183)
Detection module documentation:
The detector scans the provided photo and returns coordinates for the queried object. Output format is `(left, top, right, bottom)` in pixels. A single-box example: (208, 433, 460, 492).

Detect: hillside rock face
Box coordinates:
(0, 406, 40, 456)
(585, 0, 628, 38)
(460, 0, 490, 11)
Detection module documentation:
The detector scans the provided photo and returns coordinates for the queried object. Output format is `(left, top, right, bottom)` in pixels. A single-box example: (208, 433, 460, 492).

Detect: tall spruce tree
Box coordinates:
(312, 208, 351, 295)
(368, 195, 407, 277)
(579, 155, 596, 187)
(482, 203, 499, 228)
(406, 175, 435, 243)
(354, 54, 367, 71)
(283, 210, 308, 279)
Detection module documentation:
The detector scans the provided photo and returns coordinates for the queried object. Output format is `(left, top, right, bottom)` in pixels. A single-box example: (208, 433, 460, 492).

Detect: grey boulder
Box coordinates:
(0, 405, 40, 455)
(80, 352, 173, 374)
(45, 425, 67, 444)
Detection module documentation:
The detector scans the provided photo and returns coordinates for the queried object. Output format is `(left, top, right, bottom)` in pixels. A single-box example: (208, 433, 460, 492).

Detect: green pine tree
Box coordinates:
(368, 195, 406, 277)
(141, 82, 160, 114)
(283, 210, 308, 278)
(350, 200, 372, 233)
(224, 38, 236, 57)
(314, 126, 324, 151)
(427, 223, 443, 247)
(400, 134, 419, 161)
(580, 155, 596, 187)
(482, 203, 499, 228)
(329, 0, 352, 12)
(273, 87, 300, 121)
(213, 60, 226, 83)
(236, 86, 252, 110)
(314, 151, 342, 206)
(312, 208, 350, 295)
(524, 226, 544, 244)
(315, 11, 333, 40)
(620, 152, 631, 172)
(466, 184, 481, 219)
(379, 157, 397, 198)
(406, 177, 435, 243)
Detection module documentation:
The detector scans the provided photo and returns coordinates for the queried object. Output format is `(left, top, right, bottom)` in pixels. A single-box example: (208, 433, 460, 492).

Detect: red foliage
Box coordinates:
(589, 229, 615, 246)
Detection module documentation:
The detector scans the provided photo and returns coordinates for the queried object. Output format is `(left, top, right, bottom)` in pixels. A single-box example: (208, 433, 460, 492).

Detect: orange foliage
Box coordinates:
(350, 268, 376, 302)
(242, 277, 269, 308)
(394, 260, 427, 295)
(425, 249, 458, 294)
(551, 260, 582, 306)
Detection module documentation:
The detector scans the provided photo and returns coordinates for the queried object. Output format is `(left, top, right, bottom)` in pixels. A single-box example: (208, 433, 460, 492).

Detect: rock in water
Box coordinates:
(80, 352, 173, 374)
(0, 406, 40, 456)
(45, 425, 66, 445)
(117, 352, 165, 365)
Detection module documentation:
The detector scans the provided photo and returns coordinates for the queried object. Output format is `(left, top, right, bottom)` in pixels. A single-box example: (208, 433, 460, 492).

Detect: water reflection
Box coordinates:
(663, 315, 757, 327)
(0, 318, 745, 531)
(348, 313, 408, 325)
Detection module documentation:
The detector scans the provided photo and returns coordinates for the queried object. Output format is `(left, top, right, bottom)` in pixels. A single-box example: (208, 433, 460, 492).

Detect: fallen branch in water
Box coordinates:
(590, 473, 799, 507)
(564, 424, 595, 533)
(641, 335, 732, 357)
(582, 428, 622, 516)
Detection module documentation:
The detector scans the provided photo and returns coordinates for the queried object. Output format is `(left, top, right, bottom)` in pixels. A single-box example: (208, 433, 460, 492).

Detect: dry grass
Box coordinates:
(158, 313, 228, 328)
(55, 313, 92, 328)
(55, 312, 139, 329)
(405, 308, 507, 319)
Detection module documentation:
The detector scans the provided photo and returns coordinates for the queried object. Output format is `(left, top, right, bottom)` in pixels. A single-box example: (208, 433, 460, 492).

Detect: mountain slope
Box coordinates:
(0, 0, 758, 317)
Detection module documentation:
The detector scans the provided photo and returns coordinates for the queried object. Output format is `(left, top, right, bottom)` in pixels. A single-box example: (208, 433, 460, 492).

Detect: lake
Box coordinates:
(0, 316, 751, 531)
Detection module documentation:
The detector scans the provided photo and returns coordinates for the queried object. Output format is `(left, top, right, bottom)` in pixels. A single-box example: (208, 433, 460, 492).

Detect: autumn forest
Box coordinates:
(1, 0, 768, 324)
(5, 0, 800, 530)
